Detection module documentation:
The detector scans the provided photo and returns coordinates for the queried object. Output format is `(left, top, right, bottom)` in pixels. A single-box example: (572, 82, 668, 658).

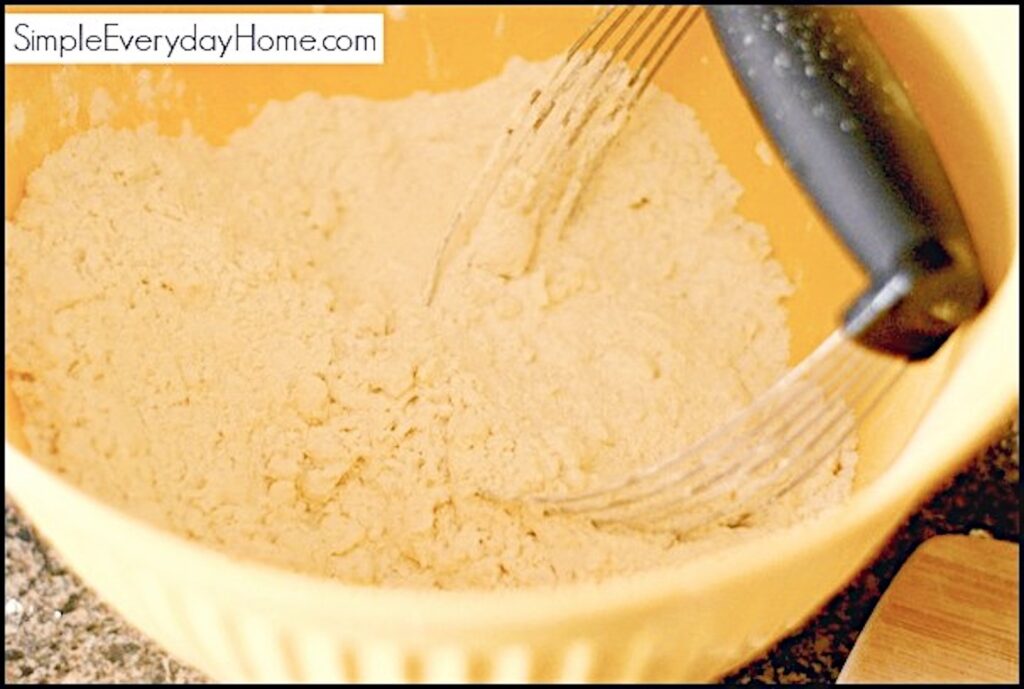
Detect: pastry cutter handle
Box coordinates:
(707, 5, 986, 359)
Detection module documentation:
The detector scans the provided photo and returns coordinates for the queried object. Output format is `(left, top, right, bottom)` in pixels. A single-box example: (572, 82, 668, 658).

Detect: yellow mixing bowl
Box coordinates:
(4, 5, 1018, 682)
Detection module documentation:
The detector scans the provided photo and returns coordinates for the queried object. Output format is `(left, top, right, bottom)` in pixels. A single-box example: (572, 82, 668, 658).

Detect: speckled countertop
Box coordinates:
(5, 419, 1018, 684)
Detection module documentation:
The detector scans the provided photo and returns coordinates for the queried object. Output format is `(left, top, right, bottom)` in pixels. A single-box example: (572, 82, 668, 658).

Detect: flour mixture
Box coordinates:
(5, 58, 855, 589)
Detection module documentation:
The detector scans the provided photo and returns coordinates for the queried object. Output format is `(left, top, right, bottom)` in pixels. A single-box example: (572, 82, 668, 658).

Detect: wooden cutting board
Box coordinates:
(838, 534, 1019, 684)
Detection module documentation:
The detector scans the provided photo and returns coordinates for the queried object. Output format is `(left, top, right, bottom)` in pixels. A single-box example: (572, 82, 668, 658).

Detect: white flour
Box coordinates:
(5, 58, 855, 589)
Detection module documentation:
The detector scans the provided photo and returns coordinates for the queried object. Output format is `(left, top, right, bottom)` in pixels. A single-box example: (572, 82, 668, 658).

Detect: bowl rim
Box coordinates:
(4, 2, 1019, 635)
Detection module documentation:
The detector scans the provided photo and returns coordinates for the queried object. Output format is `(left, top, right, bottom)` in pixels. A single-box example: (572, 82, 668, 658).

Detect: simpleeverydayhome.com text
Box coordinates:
(9, 21, 377, 59)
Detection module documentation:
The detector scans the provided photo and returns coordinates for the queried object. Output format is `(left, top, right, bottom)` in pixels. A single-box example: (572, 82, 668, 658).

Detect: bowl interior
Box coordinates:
(4, 5, 1016, 504)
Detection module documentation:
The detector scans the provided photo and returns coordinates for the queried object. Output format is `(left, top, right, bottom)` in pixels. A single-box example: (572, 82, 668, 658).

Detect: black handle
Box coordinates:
(706, 5, 986, 359)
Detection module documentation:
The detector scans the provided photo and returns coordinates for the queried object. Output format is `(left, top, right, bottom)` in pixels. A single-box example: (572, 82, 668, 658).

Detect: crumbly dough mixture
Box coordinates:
(6, 58, 855, 589)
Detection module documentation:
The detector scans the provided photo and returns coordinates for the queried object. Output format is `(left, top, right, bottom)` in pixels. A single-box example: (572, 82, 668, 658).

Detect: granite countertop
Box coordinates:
(5, 419, 1018, 684)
